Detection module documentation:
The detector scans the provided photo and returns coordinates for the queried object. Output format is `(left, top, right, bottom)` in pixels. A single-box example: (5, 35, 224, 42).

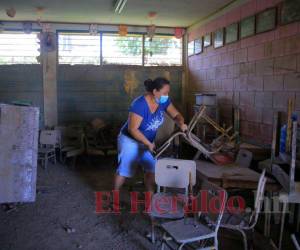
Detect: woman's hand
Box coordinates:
(180, 123, 188, 132)
(166, 104, 188, 133)
(146, 142, 156, 153)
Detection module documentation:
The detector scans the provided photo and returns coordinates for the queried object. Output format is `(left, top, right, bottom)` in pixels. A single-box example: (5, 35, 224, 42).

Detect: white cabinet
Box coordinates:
(0, 104, 39, 203)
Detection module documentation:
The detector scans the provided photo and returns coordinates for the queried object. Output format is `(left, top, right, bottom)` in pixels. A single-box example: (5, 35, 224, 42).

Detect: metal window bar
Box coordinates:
(100, 32, 103, 66)
(142, 34, 145, 66)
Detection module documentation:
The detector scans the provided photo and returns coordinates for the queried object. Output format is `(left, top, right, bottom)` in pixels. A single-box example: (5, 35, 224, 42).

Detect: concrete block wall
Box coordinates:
(187, 0, 300, 145)
(0, 65, 44, 126)
(58, 65, 183, 125)
(0, 64, 182, 128)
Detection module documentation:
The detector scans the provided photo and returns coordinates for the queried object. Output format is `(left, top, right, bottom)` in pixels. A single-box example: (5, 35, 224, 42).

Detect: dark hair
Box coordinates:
(144, 77, 170, 93)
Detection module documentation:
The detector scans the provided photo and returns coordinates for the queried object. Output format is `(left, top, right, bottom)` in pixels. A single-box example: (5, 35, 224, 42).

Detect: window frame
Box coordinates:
(56, 30, 183, 67)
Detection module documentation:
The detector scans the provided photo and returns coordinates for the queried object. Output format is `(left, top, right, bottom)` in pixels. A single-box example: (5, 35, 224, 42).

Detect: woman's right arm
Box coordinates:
(128, 112, 155, 152)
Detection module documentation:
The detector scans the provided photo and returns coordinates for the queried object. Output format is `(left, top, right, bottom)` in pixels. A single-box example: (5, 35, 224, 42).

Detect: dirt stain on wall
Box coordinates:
(163, 70, 171, 81)
(123, 70, 138, 97)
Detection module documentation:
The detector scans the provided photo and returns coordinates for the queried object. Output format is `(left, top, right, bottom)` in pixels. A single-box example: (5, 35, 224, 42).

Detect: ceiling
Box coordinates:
(0, 0, 235, 27)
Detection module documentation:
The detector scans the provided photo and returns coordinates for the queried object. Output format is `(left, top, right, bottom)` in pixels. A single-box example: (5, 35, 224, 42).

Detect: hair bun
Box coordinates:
(144, 79, 153, 91)
(144, 78, 153, 87)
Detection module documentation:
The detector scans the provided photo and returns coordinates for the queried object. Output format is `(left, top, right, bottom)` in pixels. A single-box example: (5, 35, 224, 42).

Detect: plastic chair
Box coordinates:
(160, 180, 227, 250)
(149, 158, 196, 243)
(55, 126, 85, 166)
(84, 122, 116, 158)
(155, 106, 234, 161)
(62, 129, 85, 166)
(38, 130, 58, 169)
(220, 169, 267, 250)
(54, 126, 67, 161)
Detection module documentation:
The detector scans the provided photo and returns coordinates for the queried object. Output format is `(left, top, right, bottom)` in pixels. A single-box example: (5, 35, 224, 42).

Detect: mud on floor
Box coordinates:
(0, 156, 294, 250)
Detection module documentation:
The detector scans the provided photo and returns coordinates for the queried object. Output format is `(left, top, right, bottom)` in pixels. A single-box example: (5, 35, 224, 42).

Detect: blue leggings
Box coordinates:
(116, 134, 156, 178)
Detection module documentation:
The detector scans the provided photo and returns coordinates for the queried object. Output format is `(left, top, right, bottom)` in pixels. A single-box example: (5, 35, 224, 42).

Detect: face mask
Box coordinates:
(155, 95, 169, 104)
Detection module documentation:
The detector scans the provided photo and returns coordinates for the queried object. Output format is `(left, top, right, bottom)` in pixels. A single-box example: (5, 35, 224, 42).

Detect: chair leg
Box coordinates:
(44, 157, 48, 170)
(178, 243, 185, 250)
(61, 152, 66, 164)
(161, 242, 165, 250)
(237, 228, 248, 250)
(249, 228, 254, 250)
(289, 203, 295, 225)
(53, 153, 56, 165)
(215, 235, 219, 250)
(72, 156, 77, 169)
(264, 194, 271, 237)
(161, 232, 166, 250)
(279, 202, 288, 250)
(59, 150, 63, 162)
(151, 219, 155, 243)
(296, 205, 300, 231)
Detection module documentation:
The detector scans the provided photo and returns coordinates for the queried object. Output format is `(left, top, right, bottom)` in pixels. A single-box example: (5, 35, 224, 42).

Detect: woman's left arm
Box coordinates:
(166, 104, 188, 131)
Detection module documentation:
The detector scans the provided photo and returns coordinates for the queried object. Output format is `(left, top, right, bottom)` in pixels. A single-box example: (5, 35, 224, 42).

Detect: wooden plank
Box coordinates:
(196, 160, 279, 191)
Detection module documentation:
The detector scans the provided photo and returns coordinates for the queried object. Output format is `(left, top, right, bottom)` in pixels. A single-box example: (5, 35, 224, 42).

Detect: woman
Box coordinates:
(114, 77, 187, 193)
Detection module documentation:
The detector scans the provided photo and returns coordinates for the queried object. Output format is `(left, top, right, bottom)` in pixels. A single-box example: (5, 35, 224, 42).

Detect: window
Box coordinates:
(57, 32, 183, 66)
(188, 41, 195, 56)
(144, 36, 182, 66)
(102, 33, 143, 65)
(58, 33, 100, 65)
(0, 32, 40, 64)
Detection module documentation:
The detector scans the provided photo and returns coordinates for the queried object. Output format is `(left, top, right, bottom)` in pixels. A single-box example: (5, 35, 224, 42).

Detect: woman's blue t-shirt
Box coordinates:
(121, 95, 171, 142)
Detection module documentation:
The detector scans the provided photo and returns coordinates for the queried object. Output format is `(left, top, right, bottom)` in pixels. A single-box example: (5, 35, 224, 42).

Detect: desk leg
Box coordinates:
(289, 203, 295, 225)
(297, 205, 300, 232)
(279, 202, 288, 250)
(264, 194, 271, 237)
(268, 193, 274, 237)
(193, 150, 201, 160)
(272, 192, 281, 225)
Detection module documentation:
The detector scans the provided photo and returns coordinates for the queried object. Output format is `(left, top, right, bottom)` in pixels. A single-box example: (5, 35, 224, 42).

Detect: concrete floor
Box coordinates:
(0, 156, 295, 250)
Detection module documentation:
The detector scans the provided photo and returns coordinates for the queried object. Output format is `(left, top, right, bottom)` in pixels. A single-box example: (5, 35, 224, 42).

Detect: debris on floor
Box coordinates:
(63, 225, 76, 234)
